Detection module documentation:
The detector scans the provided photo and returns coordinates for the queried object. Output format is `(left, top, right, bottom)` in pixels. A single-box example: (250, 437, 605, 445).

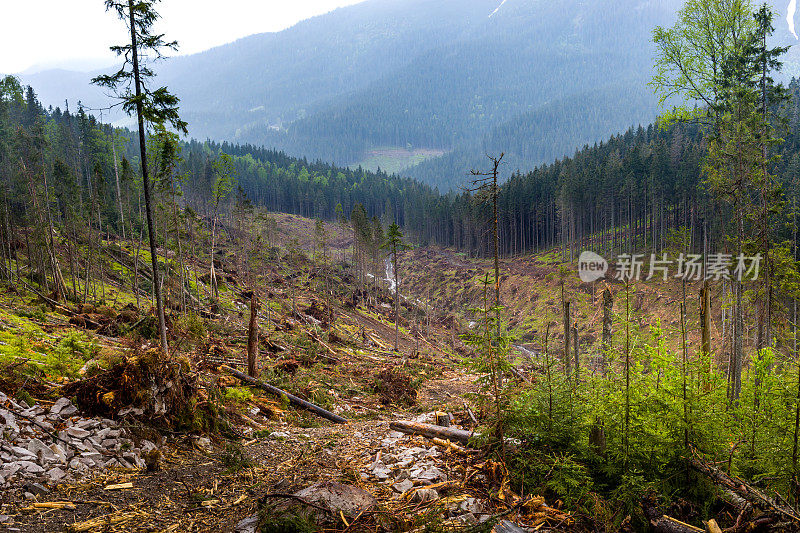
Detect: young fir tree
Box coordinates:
(382, 223, 411, 353)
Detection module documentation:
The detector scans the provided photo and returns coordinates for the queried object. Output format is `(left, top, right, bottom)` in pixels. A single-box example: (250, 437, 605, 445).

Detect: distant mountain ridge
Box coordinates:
(20, 0, 800, 190)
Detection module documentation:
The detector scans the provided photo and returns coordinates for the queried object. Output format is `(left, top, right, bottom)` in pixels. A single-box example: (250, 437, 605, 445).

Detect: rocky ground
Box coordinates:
(0, 370, 569, 532)
(0, 393, 157, 491)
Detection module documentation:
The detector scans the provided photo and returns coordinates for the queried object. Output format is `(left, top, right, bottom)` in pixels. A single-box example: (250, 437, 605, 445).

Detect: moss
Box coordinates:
(223, 386, 254, 404)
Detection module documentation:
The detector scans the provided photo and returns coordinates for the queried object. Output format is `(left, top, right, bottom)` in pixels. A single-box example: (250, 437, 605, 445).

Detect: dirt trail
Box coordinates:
(9, 370, 480, 533)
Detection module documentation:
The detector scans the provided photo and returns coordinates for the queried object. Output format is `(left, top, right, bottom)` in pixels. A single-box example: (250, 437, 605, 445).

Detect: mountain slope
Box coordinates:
(20, 0, 799, 189)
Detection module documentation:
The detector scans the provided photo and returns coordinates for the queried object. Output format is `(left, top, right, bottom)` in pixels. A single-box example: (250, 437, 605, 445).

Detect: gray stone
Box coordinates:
(50, 398, 76, 416)
(73, 419, 98, 430)
(392, 479, 414, 494)
(412, 466, 446, 482)
(370, 461, 390, 480)
(80, 451, 103, 462)
(236, 515, 259, 533)
(24, 482, 49, 496)
(18, 461, 44, 474)
(21, 406, 44, 417)
(294, 482, 377, 517)
(11, 447, 36, 461)
(66, 427, 90, 439)
(141, 440, 156, 452)
(47, 467, 66, 483)
(1, 463, 21, 478)
(33, 416, 54, 432)
(28, 439, 57, 463)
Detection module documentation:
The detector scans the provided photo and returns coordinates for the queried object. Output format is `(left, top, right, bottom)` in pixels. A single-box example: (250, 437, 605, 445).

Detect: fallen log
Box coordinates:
(222, 365, 348, 424)
(689, 449, 800, 524)
(643, 496, 704, 533)
(650, 515, 704, 533)
(389, 420, 475, 445)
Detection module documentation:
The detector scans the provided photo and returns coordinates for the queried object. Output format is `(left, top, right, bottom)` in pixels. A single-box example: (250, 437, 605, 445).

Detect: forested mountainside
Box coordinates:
(0, 79, 440, 248)
(19, 1, 800, 190)
(17, 0, 686, 188)
(4, 77, 800, 265)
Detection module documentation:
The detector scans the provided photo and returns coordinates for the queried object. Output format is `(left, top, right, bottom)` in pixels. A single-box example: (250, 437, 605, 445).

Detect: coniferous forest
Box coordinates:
(5, 1, 800, 532)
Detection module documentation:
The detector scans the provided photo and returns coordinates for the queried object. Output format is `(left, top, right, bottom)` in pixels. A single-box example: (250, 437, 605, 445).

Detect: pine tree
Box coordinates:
(92, 0, 188, 352)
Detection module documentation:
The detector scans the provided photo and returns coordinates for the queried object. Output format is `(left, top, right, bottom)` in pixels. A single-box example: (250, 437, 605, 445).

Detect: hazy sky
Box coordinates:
(0, 1, 365, 74)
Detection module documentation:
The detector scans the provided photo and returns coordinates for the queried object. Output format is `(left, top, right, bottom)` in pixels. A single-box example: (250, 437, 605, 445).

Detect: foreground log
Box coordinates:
(643, 496, 704, 533)
(689, 450, 800, 524)
(389, 420, 475, 445)
(650, 516, 704, 533)
(222, 365, 348, 424)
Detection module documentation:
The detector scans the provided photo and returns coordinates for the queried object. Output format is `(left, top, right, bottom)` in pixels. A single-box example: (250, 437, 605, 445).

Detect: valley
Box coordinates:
(3, 0, 800, 531)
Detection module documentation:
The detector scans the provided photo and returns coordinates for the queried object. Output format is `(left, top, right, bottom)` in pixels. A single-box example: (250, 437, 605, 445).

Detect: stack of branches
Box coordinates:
(62, 348, 218, 432)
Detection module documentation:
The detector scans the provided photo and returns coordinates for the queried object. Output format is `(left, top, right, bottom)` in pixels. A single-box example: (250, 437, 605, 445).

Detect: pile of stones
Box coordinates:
(362, 414, 489, 526)
(0, 392, 157, 491)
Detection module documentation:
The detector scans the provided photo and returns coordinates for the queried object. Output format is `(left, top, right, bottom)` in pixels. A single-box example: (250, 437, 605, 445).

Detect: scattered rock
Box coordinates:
(294, 482, 377, 517)
(392, 479, 414, 493)
(411, 488, 439, 503)
(23, 482, 49, 496)
(65, 427, 90, 439)
(236, 515, 259, 533)
(47, 467, 66, 483)
(0, 397, 160, 490)
(50, 398, 77, 417)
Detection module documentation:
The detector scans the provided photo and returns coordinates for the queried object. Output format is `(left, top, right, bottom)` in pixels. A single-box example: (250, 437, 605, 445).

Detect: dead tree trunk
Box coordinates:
(247, 291, 259, 377)
(572, 323, 579, 379)
(563, 300, 571, 374)
(223, 365, 348, 424)
(601, 287, 613, 374)
(696, 287, 709, 350)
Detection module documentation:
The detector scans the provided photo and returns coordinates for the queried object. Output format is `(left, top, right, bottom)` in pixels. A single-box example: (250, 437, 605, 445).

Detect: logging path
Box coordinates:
(7, 371, 482, 532)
